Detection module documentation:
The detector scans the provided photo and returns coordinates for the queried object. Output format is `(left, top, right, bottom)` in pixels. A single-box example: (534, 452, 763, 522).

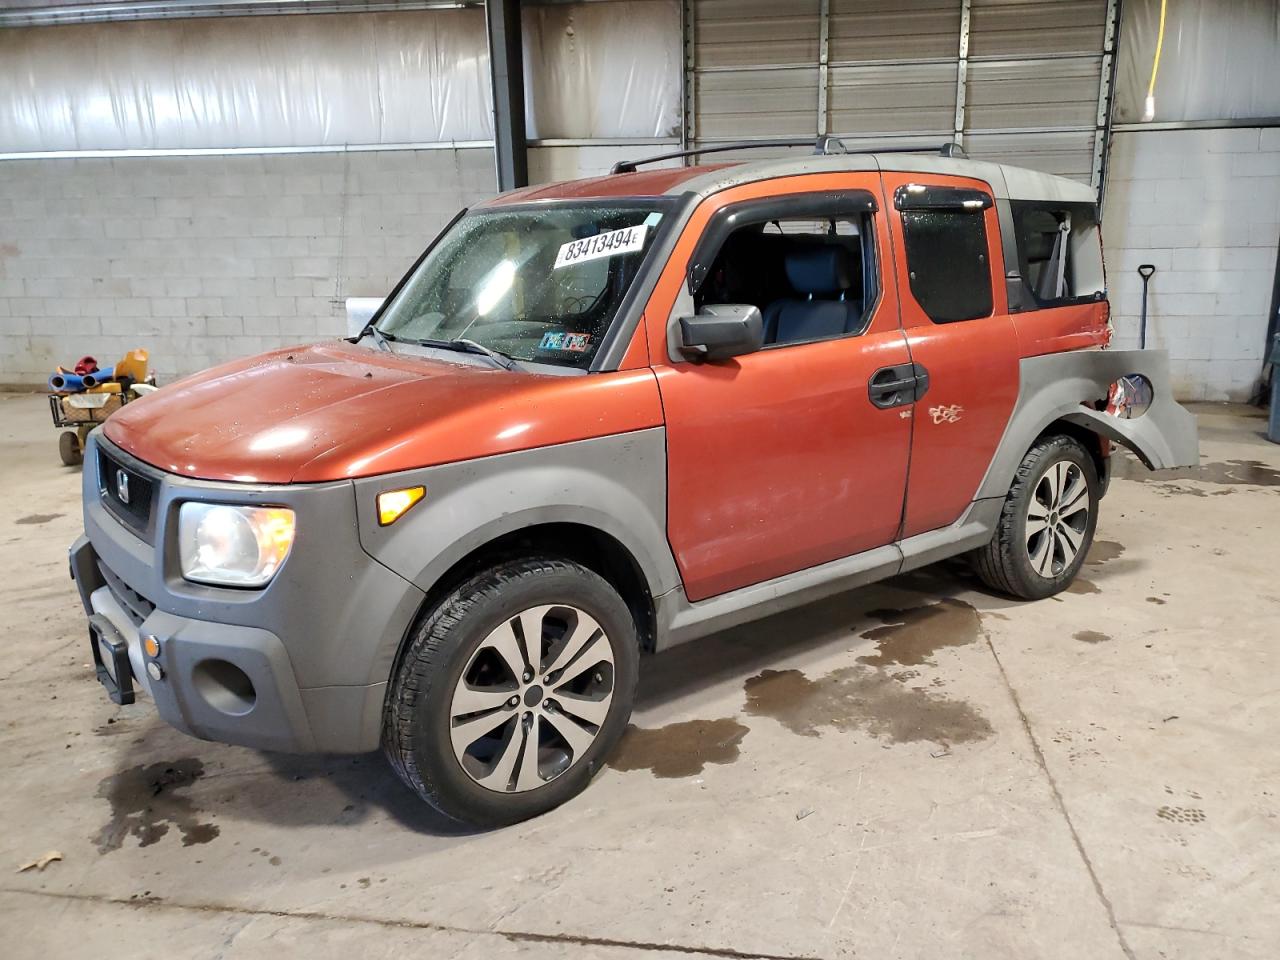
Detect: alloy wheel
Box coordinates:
(1025, 460, 1090, 578)
(448, 604, 615, 793)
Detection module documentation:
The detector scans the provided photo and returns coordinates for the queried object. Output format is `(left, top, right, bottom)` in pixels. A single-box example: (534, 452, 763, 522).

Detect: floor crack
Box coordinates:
(979, 618, 1138, 960)
(0, 887, 824, 960)
(1117, 918, 1246, 939)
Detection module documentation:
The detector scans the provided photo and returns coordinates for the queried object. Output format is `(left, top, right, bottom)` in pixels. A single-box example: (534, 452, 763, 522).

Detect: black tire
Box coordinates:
(59, 430, 83, 466)
(382, 556, 639, 828)
(972, 434, 1100, 600)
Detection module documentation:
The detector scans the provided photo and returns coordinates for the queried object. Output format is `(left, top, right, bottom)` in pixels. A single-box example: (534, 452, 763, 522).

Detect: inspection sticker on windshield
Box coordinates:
(554, 224, 648, 269)
(539, 332, 592, 352)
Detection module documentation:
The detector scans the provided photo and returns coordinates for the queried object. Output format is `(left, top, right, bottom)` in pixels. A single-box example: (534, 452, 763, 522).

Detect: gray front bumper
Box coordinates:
(72, 433, 426, 754)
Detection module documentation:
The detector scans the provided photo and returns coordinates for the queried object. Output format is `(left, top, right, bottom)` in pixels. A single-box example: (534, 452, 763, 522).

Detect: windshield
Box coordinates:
(375, 201, 670, 369)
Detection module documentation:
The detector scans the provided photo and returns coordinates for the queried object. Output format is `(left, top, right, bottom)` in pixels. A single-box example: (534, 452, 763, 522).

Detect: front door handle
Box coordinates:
(868, 363, 929, 409)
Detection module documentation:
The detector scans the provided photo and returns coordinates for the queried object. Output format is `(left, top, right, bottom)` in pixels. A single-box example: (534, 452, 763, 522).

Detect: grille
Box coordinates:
(98, 561, 156, 627)
(97, 446, 155, 539)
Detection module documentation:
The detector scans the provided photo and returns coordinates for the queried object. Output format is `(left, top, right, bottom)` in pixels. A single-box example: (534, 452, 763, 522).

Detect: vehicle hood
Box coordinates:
(102, 341, 662, 484)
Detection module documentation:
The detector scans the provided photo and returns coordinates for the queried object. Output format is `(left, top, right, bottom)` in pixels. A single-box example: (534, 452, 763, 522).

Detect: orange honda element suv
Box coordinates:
(72, 141, 1198, 826)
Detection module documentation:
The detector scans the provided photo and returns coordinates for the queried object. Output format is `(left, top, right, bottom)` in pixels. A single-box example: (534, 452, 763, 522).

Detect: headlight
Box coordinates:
(1106, 374, 1154, 419)
(178, 503, 296, 588)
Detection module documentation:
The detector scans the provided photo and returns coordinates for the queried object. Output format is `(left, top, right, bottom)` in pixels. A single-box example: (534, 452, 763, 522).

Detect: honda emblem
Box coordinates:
(116, 469, 130, 505)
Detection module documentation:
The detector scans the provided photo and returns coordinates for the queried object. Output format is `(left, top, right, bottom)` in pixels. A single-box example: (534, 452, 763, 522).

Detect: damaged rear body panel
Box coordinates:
(978, 348, 1199, 504)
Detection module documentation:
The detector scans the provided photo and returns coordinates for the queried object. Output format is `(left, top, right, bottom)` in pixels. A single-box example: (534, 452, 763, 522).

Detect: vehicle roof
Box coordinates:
(482, 153, 1095, 207)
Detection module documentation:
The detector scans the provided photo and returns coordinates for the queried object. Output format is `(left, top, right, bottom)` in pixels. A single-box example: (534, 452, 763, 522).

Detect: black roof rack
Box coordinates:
(609, 137, 966, 175)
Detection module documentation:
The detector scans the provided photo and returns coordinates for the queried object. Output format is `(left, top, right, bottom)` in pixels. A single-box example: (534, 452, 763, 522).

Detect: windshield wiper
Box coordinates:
(451, 338, 520, 370)
(412, 337, 521, 371)
(360, 325, 396, 352)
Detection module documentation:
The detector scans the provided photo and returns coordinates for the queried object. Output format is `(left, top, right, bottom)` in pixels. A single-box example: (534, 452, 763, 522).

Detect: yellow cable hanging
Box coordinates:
(1143, 0, 1168, 121)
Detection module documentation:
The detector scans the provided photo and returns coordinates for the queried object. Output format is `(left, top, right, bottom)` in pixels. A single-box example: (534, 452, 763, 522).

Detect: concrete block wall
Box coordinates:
(1102, 127, 1279, 401)
(0, 142, 679, 387)
(0, 148, 496, 385)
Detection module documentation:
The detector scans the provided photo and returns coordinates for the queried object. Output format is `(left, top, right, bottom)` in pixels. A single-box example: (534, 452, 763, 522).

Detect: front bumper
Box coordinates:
(73, 544, 319, 751)
(72, 433, 426, 754)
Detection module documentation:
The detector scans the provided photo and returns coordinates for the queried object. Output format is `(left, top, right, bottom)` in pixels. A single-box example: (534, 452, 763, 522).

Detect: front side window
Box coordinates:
(900, 208, 993, 323)
(695, 212, 876, 346)
(376, 202, 668, 368)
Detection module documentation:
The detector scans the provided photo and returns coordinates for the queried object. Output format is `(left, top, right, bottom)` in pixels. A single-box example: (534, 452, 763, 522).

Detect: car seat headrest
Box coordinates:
(784, 247, 852, 296)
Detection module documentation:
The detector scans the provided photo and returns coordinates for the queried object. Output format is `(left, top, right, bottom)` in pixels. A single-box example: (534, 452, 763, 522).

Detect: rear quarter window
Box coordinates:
(1010, 200, 1105, 310)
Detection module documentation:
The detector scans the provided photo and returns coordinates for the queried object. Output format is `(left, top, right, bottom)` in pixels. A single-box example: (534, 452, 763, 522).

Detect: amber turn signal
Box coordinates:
(376, 486, 425, 526)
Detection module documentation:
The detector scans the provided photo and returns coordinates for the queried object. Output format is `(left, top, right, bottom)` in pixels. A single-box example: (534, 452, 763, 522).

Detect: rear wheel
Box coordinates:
(383, 557, 638, 827)
(972, 435, 1099, 600)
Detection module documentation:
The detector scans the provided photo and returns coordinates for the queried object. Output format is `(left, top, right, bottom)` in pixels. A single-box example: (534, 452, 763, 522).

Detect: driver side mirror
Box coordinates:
(678, 304, 764, 361)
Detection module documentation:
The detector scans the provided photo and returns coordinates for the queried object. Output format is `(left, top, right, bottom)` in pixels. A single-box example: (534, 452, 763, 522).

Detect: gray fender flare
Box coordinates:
(976, 349, 1199, 501)
(353, 429, 679, 670)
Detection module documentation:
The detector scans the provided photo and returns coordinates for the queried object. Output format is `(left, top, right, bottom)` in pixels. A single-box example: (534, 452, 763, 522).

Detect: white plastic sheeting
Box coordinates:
(0, 10, 493, 150)
(524, 1, 679, 139)
(1115, 0, 1280, 123)
(0, 1, 680, 153)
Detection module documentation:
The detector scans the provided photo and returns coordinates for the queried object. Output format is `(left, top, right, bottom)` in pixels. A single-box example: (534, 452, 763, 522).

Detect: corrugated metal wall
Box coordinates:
(686, 0, 1115, 186)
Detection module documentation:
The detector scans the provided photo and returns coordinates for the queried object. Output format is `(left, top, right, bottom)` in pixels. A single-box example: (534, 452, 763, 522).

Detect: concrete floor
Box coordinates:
(1, 392, 1278, 960)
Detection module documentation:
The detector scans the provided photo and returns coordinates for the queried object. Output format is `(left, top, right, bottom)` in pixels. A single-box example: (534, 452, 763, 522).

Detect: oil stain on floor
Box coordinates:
(744, 667, 993, 746)
(1065, 578, 1101, 595)
(94, 758, 220, 853)
(855, 598, 982, 668)
(1074, 630, 1112, 644)
(610, 718, 749, 778)
(16, 513, 62, 525)
(616, 600, 995, 777)
(1153, 486, 1234, 498)
(1086, 540, 1125, 565)
(1113, 457, 1280, 488)
(1068, 539, 1134, 594)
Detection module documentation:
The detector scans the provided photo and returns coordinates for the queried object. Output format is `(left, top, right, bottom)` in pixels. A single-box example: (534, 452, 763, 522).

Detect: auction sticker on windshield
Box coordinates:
(554, 225, 648, 269)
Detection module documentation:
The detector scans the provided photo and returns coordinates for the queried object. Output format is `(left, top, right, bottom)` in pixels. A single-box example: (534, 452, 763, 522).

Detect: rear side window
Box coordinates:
(900, 208, 993, 323)
(1010, 201, 1105, 309)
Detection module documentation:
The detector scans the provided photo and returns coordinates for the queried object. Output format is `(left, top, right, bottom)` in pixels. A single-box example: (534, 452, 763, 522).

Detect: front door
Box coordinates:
(643, 174, 913, 602)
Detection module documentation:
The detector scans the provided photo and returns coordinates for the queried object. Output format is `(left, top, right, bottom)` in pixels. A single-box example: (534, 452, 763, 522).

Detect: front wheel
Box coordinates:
(972, 434, 1099, 600)
(382, 557, 639, 827)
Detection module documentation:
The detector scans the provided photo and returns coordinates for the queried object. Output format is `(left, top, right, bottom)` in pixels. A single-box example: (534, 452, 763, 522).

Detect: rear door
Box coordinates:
(880, 172, 1021, 538)
(642, 174, 914, 602)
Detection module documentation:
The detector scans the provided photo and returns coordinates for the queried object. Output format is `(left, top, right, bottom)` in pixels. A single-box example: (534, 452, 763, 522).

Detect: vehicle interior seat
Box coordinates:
(763, 247, 862, 344)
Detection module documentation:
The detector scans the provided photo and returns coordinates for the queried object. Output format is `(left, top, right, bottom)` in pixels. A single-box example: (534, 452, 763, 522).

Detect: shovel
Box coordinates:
(1137, 264, 1156, 349)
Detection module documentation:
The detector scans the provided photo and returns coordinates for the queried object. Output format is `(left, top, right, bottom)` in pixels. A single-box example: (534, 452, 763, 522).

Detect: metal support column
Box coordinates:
(953, 0, 971, 147)
(1093, 0, 1122, 206)
(486, 0, 528, 191)
(817, 0, 831, 137)
(682, 0, 697, 158)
